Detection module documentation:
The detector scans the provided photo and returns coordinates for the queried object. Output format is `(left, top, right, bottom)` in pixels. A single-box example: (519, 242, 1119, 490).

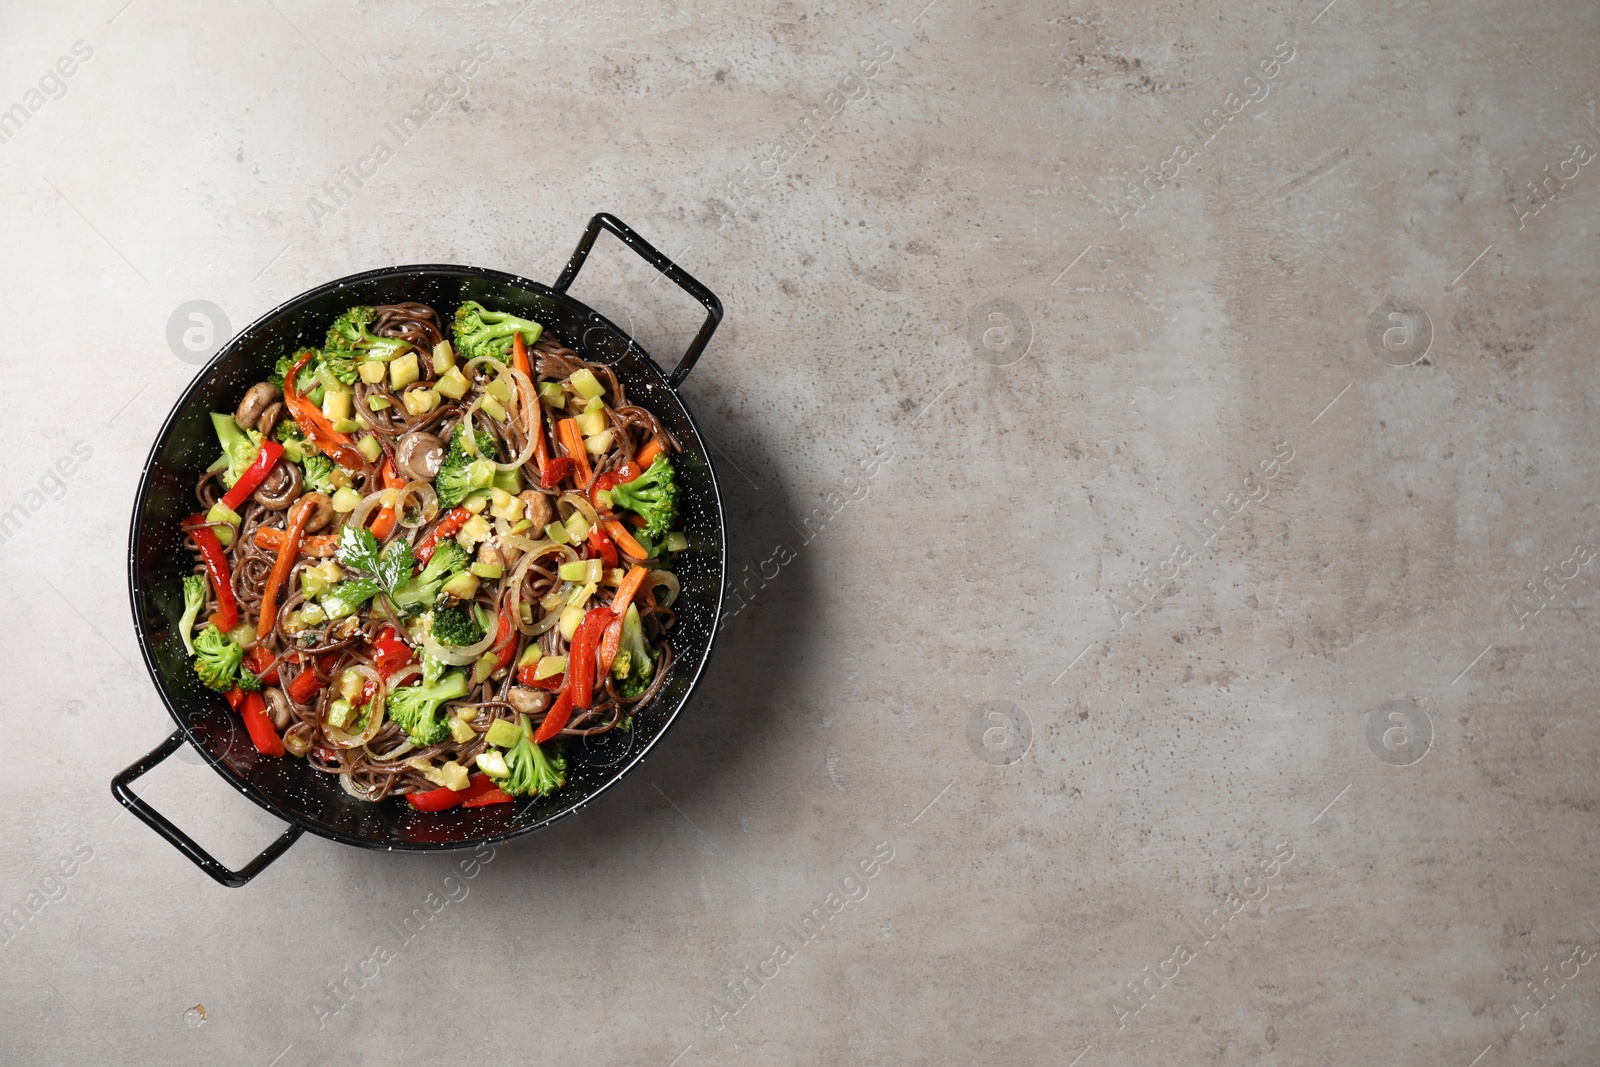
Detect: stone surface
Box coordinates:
(2, 0, 1598, 1063)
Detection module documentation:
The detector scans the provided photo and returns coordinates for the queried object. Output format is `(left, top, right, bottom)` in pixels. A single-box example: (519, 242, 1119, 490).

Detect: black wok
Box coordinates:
(113, 214, 726, 886)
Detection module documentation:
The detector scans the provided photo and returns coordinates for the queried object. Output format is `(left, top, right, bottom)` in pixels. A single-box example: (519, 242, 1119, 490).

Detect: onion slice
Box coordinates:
(504, 536, 579, 636)
(647, 570, 679, 608)
(421, 613, 499, 665)
(393, 480, 439, 529)
(325, 663, 387, 748)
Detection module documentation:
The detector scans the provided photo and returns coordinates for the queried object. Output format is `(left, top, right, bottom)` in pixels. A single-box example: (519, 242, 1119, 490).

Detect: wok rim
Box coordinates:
(126, 262, 726, 852)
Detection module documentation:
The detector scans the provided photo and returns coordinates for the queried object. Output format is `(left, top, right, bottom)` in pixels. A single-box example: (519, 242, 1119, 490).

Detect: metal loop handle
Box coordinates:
(553, 212, 723, 387)
(111, 730, 303, 888)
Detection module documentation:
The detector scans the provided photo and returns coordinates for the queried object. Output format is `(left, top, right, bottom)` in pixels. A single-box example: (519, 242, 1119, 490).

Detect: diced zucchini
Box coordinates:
(665, 531, 689, 552)
(338, 669, 364, 703)
(563, 512, 591, 544)
(545, 520, 570, 545)
(472, 652, 498, 685)
(205, 502, 241, 548)
(328, 699, 353, 729)
(516, 645, 541, 670)
(456, 705, 479, 722)
(492, 467, 523, 495)
(568, 368, 606, 400)
(467, 458, 496, 491)
(481, 395, 508, 422)
(330, 417, 360, 434)
(584, 558, 603, 585)
(462, 491, 489, 514)
(389, 353, 420, 389)
(558, 605, 585, 640)
(484, 718, 523, 748)
(402, 388, 439, 417)
(322, 389, 353, 422)
(539, 381, 566, 406)
(441, 570, 481, 600)
(367, 394, 391, 411)
(439, 761, 470, 791)
(558, 560, 589, 582)
(357, 435, 382, 462)
(455, 514, 492, 550)
(583, 396, 605, 416)
(448, 717, 477, 744)
(534, 655, 566, 680)
(476, 749, 511, 777)
(594, 489, 613, 508)
(603, 567, 626, 586)
(330, 487, 363, 513)
(281, 437, 307, 463)
(585, 429, 615, 455)
(359, 360, 387, 384)
(432, 340, 455, 375)
(435, 366, 470, 399)
(567, 582, 595, 609)
(471, 562, 505, 579)
(300, 561, 343, 599)
(487, 375, 514, 404)
(575, 410, 606, 436)
(489, 487, 523, 521)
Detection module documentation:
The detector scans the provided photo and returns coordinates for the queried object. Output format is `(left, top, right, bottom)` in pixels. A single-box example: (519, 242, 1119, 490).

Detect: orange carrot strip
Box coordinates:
(631, 437, 664, 475)
(259, 496, 314, 635)
(557, 418, 593, 487)
(512, 332, 531, 378)
(603, 520, 651, 562)
(254, 529, 337, 556)
(609, 565, 651, 619)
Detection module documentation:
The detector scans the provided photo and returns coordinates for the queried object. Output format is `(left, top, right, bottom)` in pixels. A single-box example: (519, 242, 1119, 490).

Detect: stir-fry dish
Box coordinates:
(177, 301, 686, 811)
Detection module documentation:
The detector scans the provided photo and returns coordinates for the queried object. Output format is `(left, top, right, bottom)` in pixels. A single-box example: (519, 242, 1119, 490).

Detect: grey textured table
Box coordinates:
(3, 1, 1598, 1064)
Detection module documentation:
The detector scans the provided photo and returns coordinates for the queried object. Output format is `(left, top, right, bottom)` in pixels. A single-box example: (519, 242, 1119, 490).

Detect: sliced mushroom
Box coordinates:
(506, 688, 550, 716)
(477, 542, 503, 568)
(263, 687, 293, 730)
(296, 491, 335, 533)
(252, 461, 303, 510)
(255, 400, 284, 438)
(395, 431, 445, 483)
(235, 382, 282, 431)
(519, 490, 553, 531)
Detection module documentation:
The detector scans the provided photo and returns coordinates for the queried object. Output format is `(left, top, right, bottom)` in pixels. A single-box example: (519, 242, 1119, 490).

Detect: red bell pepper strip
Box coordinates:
(540, 456, 575, 490)
(258, 494, 314, 637)
(219, 439, 285, 513)
(286, 652, 339, 704)
(415, 506, 473, 565)
(586, 525, 619, 569)
(515, 666, 564, 689)
(407, 784, 466, 812)
(183, 515, 238, 632)
(491, 603, 518, 673)
(225, 686, 246, 712)
(245, 646, 280, 686)
(283, 349, 365, 469)
(566, 606, 615, 710)
(370, 627, 414, 679)
(533, 686, 575, 743)
(240, 691, 286, 757)
(461, 783, 514, 808)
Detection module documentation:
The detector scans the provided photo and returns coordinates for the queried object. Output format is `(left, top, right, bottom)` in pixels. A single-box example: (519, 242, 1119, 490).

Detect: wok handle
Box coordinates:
(554, 212, 724, 388)
(111, 730, 303, 889)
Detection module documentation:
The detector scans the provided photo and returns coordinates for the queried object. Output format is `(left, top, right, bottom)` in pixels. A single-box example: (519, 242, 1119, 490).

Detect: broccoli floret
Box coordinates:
(429, 604, 485, 647)
(386, 669, 470, 745)
(502, 715, 567, 797)
(210, 412, 263, 489)
(434, 425, 499, 508)
(608, 453, 679, 540)
(325, 306, 412, 374)
(610, 603, 657, 699)
(238, 668, 262, 692)
(179, 574, 207, 656)
(271, 347, 323, 392)
(393, 540, 469, 614)
(192, 624, 244, 692)
(452, 300, 543, 363)
(301, 452, 336, 494)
